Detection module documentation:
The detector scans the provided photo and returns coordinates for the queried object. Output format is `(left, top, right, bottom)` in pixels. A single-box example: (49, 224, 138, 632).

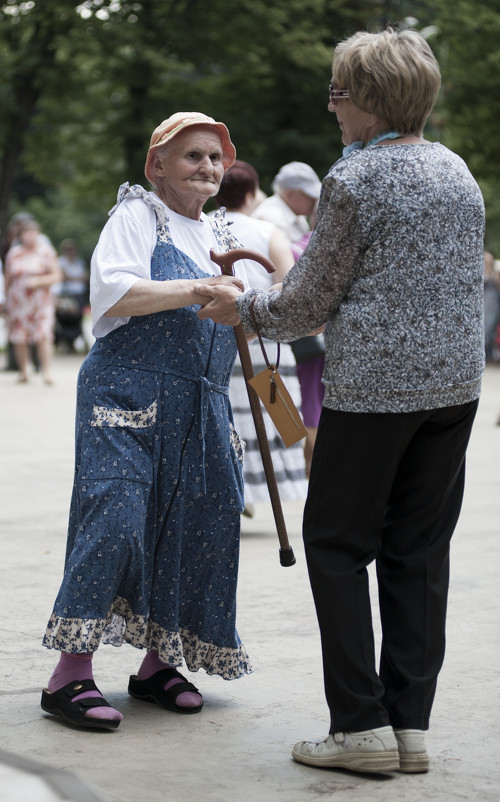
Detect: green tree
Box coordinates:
(2, 0, 499, 258)
(431, 0, 500, 252)
(0, 0, 383, 257)
(0, 1, 85, 242)
(368, 1, 500, 251)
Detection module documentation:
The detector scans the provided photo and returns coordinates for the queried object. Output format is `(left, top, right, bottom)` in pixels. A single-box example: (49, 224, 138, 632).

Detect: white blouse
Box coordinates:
(91, 192, 247, 338)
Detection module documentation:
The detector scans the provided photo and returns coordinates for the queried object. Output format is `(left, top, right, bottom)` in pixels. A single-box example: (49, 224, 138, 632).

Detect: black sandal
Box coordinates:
(41, 679, 121, 730)
(128, 667, 203, 714)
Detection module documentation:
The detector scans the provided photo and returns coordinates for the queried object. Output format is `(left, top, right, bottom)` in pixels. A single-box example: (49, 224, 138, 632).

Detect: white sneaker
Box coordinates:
(395, 729, 429, 773)
(292, 726, 400, 773)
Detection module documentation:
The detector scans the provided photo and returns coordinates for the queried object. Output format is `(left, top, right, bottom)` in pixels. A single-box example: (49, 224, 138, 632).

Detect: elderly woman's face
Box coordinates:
(152, 127, 225, 215)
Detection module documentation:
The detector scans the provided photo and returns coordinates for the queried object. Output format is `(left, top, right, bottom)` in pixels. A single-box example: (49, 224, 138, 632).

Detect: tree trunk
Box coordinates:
(0, 82, 40, 251)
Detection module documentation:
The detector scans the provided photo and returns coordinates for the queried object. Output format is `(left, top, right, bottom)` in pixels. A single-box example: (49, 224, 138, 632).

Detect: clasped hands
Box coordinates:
(193, 275, 243, 326)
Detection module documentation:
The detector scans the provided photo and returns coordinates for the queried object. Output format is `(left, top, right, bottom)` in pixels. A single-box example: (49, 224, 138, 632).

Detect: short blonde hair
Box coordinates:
(332, 29, 441, 136)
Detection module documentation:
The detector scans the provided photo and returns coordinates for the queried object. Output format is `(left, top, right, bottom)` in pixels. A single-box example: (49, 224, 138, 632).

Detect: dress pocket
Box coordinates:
(77, 397, 158, 484)
(91, 400, 157, 428)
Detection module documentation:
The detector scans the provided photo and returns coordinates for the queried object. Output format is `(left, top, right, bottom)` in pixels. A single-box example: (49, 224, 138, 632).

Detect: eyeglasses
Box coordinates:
(329, 83, 349, 107)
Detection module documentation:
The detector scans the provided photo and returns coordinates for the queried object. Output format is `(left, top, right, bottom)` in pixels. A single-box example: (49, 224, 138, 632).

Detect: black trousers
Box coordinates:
(303, 400, 478, 733)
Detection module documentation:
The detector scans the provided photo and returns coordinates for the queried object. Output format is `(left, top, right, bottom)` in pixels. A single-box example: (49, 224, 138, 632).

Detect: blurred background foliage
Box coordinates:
(0, 0, 499, 261)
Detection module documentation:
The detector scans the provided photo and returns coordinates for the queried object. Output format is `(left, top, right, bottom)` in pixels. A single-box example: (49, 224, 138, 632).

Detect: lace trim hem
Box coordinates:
(42, 599, 253, 680)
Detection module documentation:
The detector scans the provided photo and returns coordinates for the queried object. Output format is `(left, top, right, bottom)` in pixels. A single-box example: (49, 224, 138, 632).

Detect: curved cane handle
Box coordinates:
(210, 248, 276, 276)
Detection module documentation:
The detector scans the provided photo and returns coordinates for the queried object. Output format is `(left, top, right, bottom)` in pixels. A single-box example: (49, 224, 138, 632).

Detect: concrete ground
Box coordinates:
(0, 353, 499, 802)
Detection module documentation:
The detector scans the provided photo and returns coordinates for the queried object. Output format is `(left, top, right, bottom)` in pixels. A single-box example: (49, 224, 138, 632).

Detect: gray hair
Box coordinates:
(332, 29, 441, 136)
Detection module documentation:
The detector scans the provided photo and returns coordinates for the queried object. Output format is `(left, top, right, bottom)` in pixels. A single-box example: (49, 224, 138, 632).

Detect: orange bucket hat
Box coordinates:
(144, 112, 236, 184)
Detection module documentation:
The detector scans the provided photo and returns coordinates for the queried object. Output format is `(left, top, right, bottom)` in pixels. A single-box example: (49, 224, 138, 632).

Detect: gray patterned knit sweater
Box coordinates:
(236, 143, 485, 413)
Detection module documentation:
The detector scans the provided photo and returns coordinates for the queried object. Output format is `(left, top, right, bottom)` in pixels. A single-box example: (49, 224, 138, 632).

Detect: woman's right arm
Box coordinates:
(92, 201, 235, 327)
(105, 274, 244, 317)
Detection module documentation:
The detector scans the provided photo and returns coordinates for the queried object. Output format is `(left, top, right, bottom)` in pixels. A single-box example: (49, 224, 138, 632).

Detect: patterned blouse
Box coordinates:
(237, 143, 485, 413)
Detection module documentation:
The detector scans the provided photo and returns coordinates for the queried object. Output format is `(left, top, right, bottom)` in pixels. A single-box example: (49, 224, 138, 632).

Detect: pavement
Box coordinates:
(0, 352, 499, 802)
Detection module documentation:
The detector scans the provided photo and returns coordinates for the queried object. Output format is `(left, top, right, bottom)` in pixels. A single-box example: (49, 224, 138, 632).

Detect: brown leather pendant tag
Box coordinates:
(248, 366, 307, 447)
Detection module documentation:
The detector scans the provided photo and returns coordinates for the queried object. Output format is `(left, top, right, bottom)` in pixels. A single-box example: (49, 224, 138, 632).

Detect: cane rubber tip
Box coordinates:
(279, 547, 296, 567)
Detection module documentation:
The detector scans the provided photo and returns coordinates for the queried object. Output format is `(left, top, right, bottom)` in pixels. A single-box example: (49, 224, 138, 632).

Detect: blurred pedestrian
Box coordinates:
(55, 239, 89, 351)
(4, 219, 61, 384)
(253, 161, 321, 241)
(1, 212, 48, 371)
(57, 239, 89, 304)
(1, 212, 35, 262)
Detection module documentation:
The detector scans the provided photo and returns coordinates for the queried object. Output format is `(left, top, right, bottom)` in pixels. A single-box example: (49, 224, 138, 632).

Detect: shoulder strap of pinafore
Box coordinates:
(209, 207, 242, 253)
(110, 184, 243, 255)
(109, 182, 173, 244)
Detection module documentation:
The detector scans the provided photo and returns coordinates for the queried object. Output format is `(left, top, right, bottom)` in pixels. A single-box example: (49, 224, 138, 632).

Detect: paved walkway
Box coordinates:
(0, 353, 499, 801)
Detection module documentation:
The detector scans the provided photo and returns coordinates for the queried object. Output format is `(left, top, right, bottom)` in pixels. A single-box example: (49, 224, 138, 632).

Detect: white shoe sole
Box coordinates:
(292, 747, 400, 773)
(398, 752, 429, 773)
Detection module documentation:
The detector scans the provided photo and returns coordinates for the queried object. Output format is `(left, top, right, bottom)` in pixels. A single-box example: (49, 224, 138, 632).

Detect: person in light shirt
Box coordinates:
(4, 219, 61, 383)
(253, 160, 321, 243)
(41, 112, 251, 731)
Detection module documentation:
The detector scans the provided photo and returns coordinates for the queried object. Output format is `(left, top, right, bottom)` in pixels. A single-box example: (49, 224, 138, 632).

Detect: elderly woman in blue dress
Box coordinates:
(41, 112, 251, 730)
(195, 30, 485, 774)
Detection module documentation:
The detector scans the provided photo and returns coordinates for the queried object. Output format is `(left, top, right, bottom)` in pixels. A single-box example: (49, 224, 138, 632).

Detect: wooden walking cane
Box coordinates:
(210, 248, 296, 567)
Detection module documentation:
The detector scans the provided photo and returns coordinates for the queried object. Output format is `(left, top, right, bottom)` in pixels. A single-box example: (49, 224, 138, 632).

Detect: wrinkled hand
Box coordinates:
(192, 275, 243, 306)
(194, 282, 242, 326)
(198, 275, 244, 291)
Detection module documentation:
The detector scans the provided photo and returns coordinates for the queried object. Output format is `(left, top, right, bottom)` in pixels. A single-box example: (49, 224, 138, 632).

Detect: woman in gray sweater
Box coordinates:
(196, 28, 485, 774)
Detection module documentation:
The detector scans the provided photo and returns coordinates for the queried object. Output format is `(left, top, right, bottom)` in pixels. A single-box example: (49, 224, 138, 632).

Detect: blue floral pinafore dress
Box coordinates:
(43, 185, 252, 680)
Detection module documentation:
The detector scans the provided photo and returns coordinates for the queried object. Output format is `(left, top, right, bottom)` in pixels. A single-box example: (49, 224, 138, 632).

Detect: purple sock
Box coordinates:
(137, 650, 202, 708)
(47, 652, 122, 721)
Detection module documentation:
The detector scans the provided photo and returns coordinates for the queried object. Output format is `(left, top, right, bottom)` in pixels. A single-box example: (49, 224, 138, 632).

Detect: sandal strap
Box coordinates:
(166, 681, 199, 702)
(130, 667, 200, 700)
(76, 696, 114, 710)
(64, 679, 103, 700)
(61, 680, 113, 710)
(142, 667, 198, 692)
